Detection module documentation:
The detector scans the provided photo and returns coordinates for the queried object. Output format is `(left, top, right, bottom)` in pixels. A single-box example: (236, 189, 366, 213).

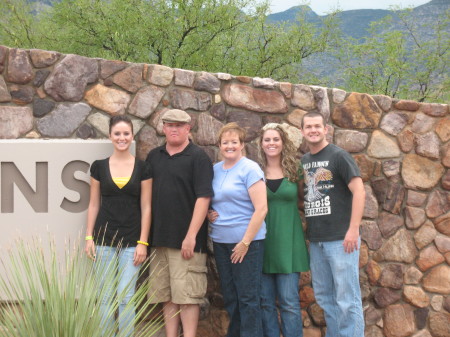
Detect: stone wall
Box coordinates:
(0, 45, 449, 337)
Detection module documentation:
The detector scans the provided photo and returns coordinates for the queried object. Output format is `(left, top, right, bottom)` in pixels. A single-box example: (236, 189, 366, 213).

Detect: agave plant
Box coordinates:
(0, 238, 164, 337)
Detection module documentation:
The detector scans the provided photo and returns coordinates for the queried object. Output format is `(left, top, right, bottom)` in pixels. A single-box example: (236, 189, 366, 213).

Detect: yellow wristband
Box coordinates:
(137, 240, 149, 246)
(85, 236, 93, 241)
(241, 240, 250, 247)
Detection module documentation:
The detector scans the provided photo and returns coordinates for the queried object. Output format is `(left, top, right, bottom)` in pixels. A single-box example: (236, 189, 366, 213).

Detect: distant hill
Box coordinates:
(268, 0, 449, 39)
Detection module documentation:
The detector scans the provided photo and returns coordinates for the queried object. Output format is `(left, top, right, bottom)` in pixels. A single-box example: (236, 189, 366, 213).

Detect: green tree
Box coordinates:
(335, 8, 449, 102)
(0, 0, 338, 83)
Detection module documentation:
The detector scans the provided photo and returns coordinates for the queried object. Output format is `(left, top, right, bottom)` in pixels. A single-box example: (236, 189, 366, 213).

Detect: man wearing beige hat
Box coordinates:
(146, 109, 214, 337)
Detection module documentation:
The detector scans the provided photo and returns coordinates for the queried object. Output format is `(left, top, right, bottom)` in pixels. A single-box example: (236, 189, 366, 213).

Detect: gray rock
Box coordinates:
(37, 102, 91, 137)
(44, 54, 98, 101)
(170, 88, 212, 111)
(194, 72, 221, 93)
(33, 98, 56, 118)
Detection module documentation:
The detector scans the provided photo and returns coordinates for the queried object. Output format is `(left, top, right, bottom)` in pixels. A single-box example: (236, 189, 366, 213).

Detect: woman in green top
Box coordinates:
(259, 123, 309, 337)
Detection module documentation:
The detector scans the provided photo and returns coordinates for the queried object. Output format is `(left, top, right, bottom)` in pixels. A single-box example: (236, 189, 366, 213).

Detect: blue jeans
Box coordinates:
(96, 246, 140, 337)
(213, 240, 264, 337)
(309, 239, 364, 337)
(261, 272, 303, 337)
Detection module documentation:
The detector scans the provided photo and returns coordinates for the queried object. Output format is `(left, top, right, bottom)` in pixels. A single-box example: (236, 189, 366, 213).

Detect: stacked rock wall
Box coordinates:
(0, 45, 449, 337)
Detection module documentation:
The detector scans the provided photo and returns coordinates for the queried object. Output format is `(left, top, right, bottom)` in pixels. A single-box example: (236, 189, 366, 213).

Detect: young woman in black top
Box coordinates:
(85, 115, 152, 337)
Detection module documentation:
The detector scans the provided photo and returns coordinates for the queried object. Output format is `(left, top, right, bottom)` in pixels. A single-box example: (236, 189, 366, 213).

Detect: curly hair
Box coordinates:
(258, 123, 300, 182)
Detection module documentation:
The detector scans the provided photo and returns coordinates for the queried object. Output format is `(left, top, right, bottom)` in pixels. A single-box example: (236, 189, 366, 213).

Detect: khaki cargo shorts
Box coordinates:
(147, 247, 207, 305)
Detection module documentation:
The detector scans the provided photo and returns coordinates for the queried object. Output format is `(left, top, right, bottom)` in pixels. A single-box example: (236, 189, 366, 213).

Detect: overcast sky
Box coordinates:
(269, 0, 431, 15)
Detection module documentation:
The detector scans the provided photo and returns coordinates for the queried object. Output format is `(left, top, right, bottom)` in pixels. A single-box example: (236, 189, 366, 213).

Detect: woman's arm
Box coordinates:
(134, 178, 152, 266)
(231, 179, 268, 264)
(85, 177, 100, 260)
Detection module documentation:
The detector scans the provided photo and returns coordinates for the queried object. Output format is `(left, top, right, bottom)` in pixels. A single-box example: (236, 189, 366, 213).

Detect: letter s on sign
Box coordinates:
(60, 160, 90, 213)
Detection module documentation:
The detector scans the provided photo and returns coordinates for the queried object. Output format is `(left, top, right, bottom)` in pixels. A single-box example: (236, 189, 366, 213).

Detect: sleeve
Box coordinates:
(337, 150, 361, 184)
(193, 150, 214, 198)
(243, 160, 265, 189)
(90, 160, 100, 181)
(139, 160, 153, 181)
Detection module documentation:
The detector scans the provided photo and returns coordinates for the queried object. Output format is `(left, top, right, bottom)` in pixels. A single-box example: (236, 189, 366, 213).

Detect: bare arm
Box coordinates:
(85, 177, 100, 260)
(181, 196, 211, 260)
(343, 177, 365, 253)
(231, 180, 268, 264)
(134, 178, 152, 266)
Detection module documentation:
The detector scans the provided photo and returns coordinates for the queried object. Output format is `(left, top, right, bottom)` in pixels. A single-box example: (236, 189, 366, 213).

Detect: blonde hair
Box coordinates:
(217, 122, 246, 144)
(258, 123, 300, 182)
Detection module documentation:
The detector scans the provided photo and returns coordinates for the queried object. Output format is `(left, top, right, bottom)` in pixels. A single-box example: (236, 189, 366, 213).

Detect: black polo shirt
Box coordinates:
(146, 142, 214, 252)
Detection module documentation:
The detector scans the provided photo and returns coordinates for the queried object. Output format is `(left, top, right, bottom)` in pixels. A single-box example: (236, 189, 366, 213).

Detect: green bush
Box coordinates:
(0, 238, 163, 337)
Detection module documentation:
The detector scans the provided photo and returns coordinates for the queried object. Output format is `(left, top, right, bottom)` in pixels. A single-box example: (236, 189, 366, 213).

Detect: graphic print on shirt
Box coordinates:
(303, 161, 333, 217)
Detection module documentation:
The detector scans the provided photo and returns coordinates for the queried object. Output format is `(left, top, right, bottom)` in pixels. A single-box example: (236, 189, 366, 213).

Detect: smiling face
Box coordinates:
(301, 115, 328, 148)
(261, 129, 283, 159)
(219, 131, 244, 164)
(163, 122, 190, 147)
(109, 121, 133, 152)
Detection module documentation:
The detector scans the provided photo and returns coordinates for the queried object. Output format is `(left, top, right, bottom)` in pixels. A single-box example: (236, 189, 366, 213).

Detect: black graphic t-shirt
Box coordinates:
(301, 144, 361, 242)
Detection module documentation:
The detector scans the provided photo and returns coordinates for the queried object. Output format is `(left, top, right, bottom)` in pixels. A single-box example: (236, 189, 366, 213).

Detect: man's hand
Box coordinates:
(343, 227, 359, 253)
(181, 235, 196, 259)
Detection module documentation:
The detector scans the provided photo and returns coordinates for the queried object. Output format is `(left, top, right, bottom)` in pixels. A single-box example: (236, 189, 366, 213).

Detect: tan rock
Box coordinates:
(366, 260, 381, 285)
(414, 221, 437, 249)
(332, 88, 346, 104)
(383, 304, 415, 337)
(112, 64, 144, 93)
(6, 48, 33, 84)
(128, 86, 165, 119)
(308, 303, 326, 326)
(429, 312, 450, 337)
(286, 109, 307, 129)
(367, 130, 401, 158)
(222, 83, 288, 113)
(292, 84, 315, 110)
(443, 143, 450, 168)
(417, 245, 445, 272)
(434, 213, 450, 236)
(299, 286, 315, 308)
(333, 92, 382, 129)
(403, 286, 430, 308)
(0, 106, 33, 139)
(354, 154, 375, 182)
(435, 117, 450, 142)
(420, 103, 449, 117)
(278, 82, 292, 98)
(359, 242, 369, 268)
(412, 330, 432, 337)
(377, 211, 404, 238)
(373, 94, 392, 112)
(365, 325, 384, 337)
(404, 206, 426, 229)
(136, 126, 159, 161)
(374, 229, 417, 263)
(87, 112, 110, 136)
(29, 49, 60, 68)
(380, 112, 409, 136)
(415, 132, 440, 159)
(404, 266, 423, 285)
(431, 295, 444, 311)
(443, 170, 450, 190)
(426, 190, 450, 218)
(335, 130, 368, 153)
(195, 113, 224, 146)
(411, 113, 436, 134)
(100, 59, 127, 79)
(423, 265, 450, 294)
(397, 129, 414, 153)
(394, 100, 420, 111)
(406, 190, 427, 207)
(435, 235, 450, 254)
(0, 75, 12, 102)
(303, 327, 322, 337)
(379, 264, 404, 289)
(84, 84, 130, 115)
(364, 186, 379, 219)
(147, 64, 173, 86)
(402, 154, 444, 190)
(382, 160, 401, 177)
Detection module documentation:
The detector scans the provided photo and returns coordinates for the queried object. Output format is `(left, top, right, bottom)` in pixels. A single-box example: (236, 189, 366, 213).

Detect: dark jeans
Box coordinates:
(213, 240, 264, 337)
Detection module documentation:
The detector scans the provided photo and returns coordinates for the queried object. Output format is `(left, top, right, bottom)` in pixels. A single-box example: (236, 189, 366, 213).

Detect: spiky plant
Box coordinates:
(0, 238, 164, 337)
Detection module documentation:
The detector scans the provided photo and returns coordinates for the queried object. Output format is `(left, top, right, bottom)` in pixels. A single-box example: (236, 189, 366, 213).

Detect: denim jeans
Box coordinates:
(96, 245, 140, 337)
(309, 239, 364, 337)
(261, 272, 303, 337)
(213, 240, 264, 337)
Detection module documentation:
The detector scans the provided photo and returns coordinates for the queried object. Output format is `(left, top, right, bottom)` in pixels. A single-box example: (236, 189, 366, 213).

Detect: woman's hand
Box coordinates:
(85, 240, 96, 261)
(207, 209, 219, 223)
(133, 243, 148, 266)
(231, 241, 249, 264)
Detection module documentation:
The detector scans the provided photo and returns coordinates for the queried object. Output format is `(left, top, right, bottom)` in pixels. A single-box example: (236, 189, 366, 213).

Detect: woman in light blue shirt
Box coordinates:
(209, 122, 267, 337)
